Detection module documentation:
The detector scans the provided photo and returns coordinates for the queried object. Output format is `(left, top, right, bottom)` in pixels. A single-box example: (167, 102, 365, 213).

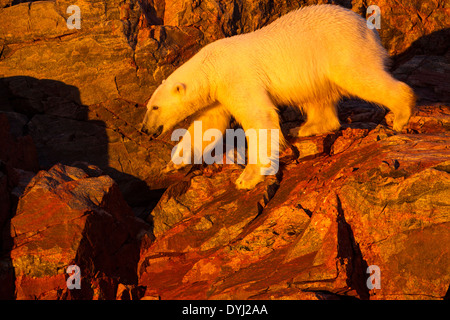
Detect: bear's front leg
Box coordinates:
(225, 90, 283, 190)
(162, 140, 189, 173)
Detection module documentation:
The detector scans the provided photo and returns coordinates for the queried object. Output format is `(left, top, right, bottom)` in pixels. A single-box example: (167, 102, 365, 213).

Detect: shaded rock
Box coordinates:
(9, 164, 150, 299)
(9, 167, 35, 202)
(0, 113, 39, 300)
(0, 164, 10, 240)
(115, 283, 146, 300)
(0, 112, 29, 138)
(338, 99, 387, 127)
(393, 55, 450, 103)
(0, 113, 39, 173)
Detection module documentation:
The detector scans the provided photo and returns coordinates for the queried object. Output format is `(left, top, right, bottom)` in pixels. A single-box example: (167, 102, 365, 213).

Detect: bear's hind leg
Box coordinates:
(336, 70, 415, 132)
(290, 99, 341, 137)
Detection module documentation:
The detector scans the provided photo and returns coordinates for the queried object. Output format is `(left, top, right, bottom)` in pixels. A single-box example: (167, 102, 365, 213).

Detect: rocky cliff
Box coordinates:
(0, 0, 449, 300)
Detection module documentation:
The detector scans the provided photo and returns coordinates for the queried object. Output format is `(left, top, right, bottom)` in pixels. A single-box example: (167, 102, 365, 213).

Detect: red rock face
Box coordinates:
(0, 0, 449, 300)
(138, 115, 450, 300)
(10, 164, 148, 300)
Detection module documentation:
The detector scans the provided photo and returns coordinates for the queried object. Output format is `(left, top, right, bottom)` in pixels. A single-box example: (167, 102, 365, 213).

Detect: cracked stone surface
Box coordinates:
(137, 124, 450, 300)
(8, 163, 149, 300)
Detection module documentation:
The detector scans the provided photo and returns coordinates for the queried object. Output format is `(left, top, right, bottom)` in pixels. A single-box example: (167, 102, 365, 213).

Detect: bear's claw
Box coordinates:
(235, 166, 264, 190)
(162, 161, 186, 173)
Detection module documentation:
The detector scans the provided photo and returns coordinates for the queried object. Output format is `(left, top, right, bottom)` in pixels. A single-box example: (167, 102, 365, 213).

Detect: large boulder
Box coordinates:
(9, 164, 150, 299)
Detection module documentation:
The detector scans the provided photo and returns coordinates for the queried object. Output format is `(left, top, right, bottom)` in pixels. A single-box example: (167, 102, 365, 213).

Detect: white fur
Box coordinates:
(142, 4, 415, 189)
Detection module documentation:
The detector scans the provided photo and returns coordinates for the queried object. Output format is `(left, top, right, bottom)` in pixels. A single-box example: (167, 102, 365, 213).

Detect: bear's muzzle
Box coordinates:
(140, 123, 163, 139)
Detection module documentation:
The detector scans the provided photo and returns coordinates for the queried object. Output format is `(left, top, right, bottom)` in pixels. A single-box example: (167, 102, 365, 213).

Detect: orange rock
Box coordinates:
(9, 164, 149, 300)
(1, 0, 449, 301)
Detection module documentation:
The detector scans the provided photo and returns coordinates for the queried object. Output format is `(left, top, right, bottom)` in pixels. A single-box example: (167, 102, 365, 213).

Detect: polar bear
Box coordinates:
(141, 4, 415, 189)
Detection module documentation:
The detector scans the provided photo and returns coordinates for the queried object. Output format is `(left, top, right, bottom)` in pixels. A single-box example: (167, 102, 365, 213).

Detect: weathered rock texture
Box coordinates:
(0, 0, 449, 300)
(9, 163, 148, 300)
(138, 115, 450, 300)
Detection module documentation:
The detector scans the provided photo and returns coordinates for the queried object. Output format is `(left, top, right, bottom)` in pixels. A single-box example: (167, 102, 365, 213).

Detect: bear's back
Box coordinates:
(200, 4, 388, 105)
(261, 5, 365, 34)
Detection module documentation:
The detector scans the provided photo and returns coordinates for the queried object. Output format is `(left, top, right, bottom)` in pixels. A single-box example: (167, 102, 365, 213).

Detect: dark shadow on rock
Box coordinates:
(65, 177, 147, 300)
(0, 76, 160, 299)
(0, 161, 15, 299)
(0, 108, 40, 299)
(336, 195, 370, 300)
(0, 76, 160, 210)
(391, 28, 450, 69)
(444, 285, 450, 300)
(391, 28, 450, 105)
(1, 0, 41, 7)
(137, 0, 164, 25)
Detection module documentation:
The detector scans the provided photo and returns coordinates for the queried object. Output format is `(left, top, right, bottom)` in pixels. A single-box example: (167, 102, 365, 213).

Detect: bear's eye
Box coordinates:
(152, 106, 159, 111)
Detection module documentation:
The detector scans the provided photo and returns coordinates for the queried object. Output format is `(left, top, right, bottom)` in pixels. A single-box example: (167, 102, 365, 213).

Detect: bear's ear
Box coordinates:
(173, 82, 186, 95)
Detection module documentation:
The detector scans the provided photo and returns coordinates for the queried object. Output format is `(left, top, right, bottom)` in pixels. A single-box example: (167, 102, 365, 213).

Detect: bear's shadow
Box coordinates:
(0, 75, 156, 299)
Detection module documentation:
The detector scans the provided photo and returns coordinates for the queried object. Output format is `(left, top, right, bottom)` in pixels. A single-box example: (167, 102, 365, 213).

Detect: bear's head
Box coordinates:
(140, 78, 189, 138)
(141, 47, 215, 138)
(140, 58, 213, 138)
